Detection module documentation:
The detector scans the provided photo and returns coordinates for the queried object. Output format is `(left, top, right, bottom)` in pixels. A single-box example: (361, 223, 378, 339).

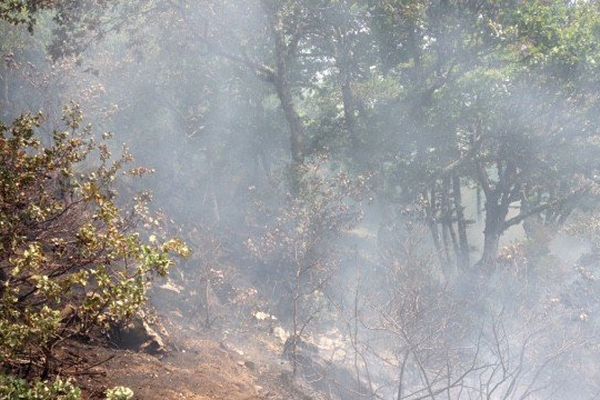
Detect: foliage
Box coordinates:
(0, 0, 51, 32)
(0, 104, 189, 377)
(104, 386, 134, 400)
(0, 374, 82, 400)
(0, 374, 135, 400)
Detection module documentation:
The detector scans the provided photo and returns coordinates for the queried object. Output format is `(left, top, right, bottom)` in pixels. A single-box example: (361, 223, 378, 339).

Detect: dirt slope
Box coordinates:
(82, 340, 261, 400)
(74, 327, 310, 400)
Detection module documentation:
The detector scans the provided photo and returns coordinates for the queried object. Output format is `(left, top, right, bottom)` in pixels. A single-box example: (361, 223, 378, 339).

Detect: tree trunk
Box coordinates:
(269, 9, 304, 165)
(267, 8, 305, 193)
(274, 75, 305, 166)
(441, 178, 455, 275)
(452, 175, 470, 268)
(341, 75, 357, 146)
(335, 34, 358, 151)
(424, 188, 447, 267)
(480, 227, 500, 267)
(478, 199, 508, 268)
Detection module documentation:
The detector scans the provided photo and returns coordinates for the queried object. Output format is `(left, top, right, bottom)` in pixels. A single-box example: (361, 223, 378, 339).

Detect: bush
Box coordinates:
(0, 374, 136, 400)
(0, 104, 189, 377)
(0, 374, 82, 400)
(105, 386, 134, 400)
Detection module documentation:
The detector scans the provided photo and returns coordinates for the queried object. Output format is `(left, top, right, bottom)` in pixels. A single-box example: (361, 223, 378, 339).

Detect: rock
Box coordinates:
(237, 359, 257, 371)
(139, 320, 167, 354)
(272, 326, 289, 344)
(157, 280, 183, 294)
(111, 314, 168, 354)
(244, 360, 257, 370)
(253, 311, 277, 321)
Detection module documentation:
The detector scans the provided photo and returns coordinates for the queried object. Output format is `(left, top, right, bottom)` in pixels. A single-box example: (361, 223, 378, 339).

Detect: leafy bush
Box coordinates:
(105, 386, 134, 400)
(0, 374, 82, 400)
(0, 104, 189, 377)
(0, 374, 136, 400)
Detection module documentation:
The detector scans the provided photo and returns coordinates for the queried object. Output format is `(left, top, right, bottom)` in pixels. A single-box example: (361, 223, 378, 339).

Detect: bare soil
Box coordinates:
(75, 340, 261, 400)
(69, 316, 308, 400)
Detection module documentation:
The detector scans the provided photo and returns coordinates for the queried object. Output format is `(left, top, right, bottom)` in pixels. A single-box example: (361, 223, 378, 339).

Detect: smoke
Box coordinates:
(3, 1, 600, 398)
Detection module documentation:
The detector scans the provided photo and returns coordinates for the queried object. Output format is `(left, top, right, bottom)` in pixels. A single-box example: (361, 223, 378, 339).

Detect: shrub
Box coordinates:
(105, 386, 134, 400)
(0, 375, 136, 400)
(0, 374, 82, 400)
(0, 104, 189, 378)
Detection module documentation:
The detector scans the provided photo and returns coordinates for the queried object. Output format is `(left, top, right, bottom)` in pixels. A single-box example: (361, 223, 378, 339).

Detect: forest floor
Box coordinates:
(79, 340, 263, 400)
(72, 311, 313, 400)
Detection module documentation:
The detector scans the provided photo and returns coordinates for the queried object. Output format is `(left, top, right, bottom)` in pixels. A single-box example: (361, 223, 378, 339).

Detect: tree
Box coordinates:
(465, 0, 600, 266)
